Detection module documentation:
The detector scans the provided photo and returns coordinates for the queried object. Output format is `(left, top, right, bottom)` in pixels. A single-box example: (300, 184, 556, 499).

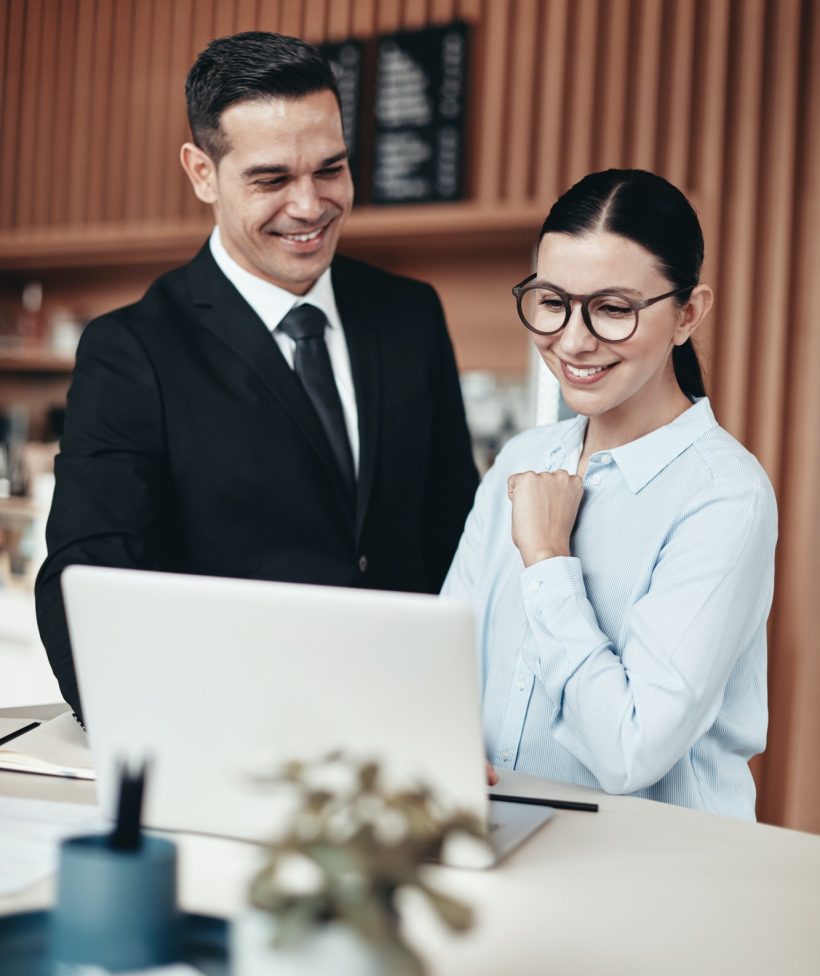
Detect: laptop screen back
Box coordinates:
(61, 566, 487, 842)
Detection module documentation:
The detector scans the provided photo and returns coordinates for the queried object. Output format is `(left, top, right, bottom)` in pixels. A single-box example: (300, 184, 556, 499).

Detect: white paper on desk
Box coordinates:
(0, 795, 107, 895)
(0, 710, 95, 779)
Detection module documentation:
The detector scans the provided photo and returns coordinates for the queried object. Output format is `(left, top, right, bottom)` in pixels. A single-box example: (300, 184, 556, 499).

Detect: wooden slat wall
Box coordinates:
(2, 0, 819, 833)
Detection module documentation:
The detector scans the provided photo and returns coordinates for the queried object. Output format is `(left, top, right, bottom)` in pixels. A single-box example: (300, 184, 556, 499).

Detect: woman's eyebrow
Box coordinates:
(539, 280, 644, 297)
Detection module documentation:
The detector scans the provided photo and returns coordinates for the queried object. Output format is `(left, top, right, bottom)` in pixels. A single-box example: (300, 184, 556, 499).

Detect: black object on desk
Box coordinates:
(0, 722, 41, 747)
(109, 759, 146, 850)
(490, 793, 599, 813)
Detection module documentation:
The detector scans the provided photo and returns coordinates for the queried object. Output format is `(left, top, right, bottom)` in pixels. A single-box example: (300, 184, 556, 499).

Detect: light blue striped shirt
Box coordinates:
(443, 399, 777, 818)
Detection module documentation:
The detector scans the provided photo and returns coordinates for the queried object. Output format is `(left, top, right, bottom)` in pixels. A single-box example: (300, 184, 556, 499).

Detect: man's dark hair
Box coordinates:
(185, 31, 340, 163)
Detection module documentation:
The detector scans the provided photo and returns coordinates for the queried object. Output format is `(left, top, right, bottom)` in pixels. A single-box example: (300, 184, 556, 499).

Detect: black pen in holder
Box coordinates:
(50, 759, 181, 973)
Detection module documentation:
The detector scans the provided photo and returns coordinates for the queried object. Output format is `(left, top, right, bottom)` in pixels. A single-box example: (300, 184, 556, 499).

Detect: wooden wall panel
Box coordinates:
(1, 0, 818, 833)
(712, 0, 766, 441)
(534, 0, 569, 202)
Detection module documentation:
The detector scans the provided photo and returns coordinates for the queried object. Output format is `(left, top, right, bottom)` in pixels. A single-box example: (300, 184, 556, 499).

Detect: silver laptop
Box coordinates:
(61, 565, 551, 867)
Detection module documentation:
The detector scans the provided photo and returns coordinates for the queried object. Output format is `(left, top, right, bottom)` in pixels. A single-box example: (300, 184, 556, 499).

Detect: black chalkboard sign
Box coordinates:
(370, 22, 470, 204)
(320, 39, 367, 195)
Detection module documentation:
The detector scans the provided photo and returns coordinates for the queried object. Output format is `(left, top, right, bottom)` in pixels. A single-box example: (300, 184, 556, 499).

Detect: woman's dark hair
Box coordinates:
(540, 169, 706, 398)
(185, 31, 340, 163)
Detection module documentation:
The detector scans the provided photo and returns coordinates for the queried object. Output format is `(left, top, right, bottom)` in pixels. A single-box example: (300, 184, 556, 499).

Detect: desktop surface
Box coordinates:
(1, 745, 819, 976)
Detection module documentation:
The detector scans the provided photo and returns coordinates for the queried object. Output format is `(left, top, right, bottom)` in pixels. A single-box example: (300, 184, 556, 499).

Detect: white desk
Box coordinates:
(1, 759, 819, 976)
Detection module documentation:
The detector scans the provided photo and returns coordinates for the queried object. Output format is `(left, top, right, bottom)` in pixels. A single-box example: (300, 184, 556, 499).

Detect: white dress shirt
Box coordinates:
(443, 399, 777, 819)
(209, 226, 359, 473)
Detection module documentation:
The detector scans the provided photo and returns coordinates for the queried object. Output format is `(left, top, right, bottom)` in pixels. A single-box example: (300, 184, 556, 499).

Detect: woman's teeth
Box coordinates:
(566, 363, 608, 378)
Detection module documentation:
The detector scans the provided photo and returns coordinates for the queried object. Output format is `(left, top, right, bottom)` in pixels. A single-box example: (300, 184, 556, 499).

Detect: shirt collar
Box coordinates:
(208, 226, 338, 333)
(543, 398, 718, 492)
(610, 398, 717, 492)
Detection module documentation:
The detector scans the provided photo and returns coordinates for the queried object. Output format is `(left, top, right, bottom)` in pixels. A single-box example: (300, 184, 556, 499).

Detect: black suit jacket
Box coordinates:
(35, 246, 478, 719)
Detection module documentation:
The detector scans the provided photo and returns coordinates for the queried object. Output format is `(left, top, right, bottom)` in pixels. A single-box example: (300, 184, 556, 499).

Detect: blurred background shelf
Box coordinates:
(0, 348, 74, 373)
(0, 204, 541, 271)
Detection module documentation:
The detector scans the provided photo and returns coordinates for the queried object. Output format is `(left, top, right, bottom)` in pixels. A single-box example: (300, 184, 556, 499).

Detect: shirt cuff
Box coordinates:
(520, 555, 585, 600)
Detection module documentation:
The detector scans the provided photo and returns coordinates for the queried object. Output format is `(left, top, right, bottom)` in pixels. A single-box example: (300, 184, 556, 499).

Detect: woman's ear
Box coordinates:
(673, 284, 714, 347)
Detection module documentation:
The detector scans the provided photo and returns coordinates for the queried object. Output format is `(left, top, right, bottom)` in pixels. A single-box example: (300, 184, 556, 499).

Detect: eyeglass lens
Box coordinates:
(520, 287, 637, 341)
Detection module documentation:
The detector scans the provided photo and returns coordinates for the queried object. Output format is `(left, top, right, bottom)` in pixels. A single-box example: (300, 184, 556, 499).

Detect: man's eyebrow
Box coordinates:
(318, 150, 348, 167)
(242, 163, 288, 179)
(241, 151, 349, 181)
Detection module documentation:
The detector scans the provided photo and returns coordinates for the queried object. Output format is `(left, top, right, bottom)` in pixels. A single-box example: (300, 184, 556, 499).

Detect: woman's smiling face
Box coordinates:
(533, 230, 697, 427)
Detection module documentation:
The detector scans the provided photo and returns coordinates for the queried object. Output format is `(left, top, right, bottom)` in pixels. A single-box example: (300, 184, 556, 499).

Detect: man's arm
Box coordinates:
(420, 289, 478, 592)
(35, 314, 168, 722)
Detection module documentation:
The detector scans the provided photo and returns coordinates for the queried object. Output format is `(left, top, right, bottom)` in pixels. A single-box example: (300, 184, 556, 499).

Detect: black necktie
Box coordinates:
(278, 303, 355, 500)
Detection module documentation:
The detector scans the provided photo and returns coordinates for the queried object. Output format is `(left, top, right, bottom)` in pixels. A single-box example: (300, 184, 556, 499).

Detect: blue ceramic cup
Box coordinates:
(50, 833, 180, 973)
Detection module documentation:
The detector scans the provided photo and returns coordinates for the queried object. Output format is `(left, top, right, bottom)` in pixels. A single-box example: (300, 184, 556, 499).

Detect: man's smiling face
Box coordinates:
(203, 89, 353, 294)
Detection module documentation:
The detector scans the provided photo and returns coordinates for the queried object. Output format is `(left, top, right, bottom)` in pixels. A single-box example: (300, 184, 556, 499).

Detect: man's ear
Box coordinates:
(673, 284, 714, 347)
(180, 143, 218, 205)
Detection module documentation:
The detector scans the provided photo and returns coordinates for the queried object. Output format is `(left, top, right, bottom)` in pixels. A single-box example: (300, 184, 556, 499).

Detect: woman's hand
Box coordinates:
(508, 470, 584, 567)
(486, 761, 499, 786)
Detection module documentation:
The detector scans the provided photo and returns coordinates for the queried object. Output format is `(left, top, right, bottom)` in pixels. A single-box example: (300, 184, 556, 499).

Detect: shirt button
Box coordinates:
(600, 453, 611, 464)
(527, 580, 540, 592)
(517, 679, 527, 690)
(357, 555, 368, 572)
(590, 474, 602, 486)
(500, 749, 510, 761)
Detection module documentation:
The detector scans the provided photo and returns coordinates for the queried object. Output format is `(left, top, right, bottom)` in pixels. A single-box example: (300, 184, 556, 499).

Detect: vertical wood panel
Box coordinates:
(141, 0, 175, 220)
(31, 2, 59, 228)
(279, 0, 303, 35)
(351, 0, 377, 36)
(457, 0, 482, 17)
(562, 0, 598, 187)
(712, 0, 765, 439)
(403, 0, 429, 29)
(627, 0, 662, 171)
(475, 0, 510, 202)
(48, 0, 79, 226)
(85, 0, 116, 224)
(183, 1, 219, 219)
(504, 0, 539, 202)
(747, 0, 801, 477)
(66, 0, 96, 226)
(14, 0, 44, 228)
(211, 0, 235, 38)
(594, 0, 630, 171)
(301, 0, 328, 40)
(326, 0, 353, 38)
(376, 0, 402, 30)
(534, 0, 569, 202)
(105, 0, 136, 223)
(257, 0, 282, 31)
(430, 0, 457, 21)
(122, 0, 154, 223)
(658, 0, 696, 188)
(162, 0, 195, 221)
(236, 0, 262, 31)
(687, 0, 730, 376)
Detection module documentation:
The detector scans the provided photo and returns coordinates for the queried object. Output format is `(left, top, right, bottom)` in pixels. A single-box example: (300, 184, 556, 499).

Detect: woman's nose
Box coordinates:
(557, 302, 598, 356)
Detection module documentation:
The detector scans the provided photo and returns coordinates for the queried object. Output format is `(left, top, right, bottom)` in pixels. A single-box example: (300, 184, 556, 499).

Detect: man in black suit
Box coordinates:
(35, 32, 478, 721)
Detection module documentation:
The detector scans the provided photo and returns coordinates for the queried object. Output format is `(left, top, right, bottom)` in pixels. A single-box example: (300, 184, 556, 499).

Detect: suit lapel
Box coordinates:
(332, 258, 382, 540)
(185, 246, 355, 508)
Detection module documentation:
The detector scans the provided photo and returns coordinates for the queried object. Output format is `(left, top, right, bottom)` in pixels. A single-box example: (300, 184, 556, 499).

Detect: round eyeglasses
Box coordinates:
(511, 274, 694, 343)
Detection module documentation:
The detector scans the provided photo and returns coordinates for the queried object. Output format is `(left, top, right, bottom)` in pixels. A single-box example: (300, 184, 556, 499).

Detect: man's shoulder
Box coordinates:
(84, 247, 210, 335)
(331, 252, 437, 298)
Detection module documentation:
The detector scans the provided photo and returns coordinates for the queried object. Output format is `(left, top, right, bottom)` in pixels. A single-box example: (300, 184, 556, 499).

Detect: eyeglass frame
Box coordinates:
(511, 273, 695, 344)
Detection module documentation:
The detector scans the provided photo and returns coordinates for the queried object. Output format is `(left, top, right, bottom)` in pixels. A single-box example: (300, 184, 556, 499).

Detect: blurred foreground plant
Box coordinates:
(248, 753, 489, 975)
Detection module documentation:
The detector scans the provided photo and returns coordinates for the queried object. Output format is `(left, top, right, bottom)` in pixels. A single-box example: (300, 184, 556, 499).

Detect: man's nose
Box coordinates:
(557, 302, 598, 356)
(285, 178, 323, 221)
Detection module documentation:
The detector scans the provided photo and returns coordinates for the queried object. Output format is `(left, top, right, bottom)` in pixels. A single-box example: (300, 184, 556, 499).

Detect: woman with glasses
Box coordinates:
(443, 169, 777, 817)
